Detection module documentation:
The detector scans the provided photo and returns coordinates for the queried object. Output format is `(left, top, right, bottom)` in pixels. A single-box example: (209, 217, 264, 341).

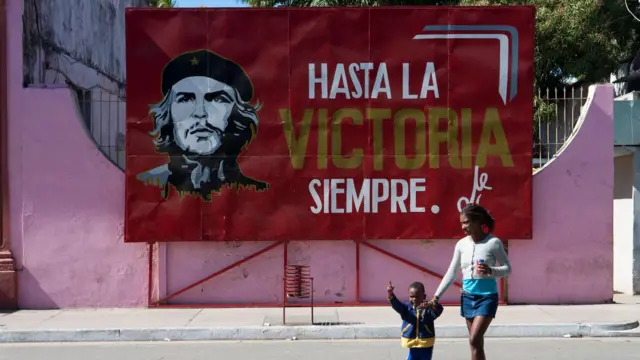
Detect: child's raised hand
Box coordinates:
(387, 281, 395, 295)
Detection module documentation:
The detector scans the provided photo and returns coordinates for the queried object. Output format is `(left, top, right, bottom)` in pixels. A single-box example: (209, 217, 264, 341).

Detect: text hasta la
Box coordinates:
(309, 62, 439, 100)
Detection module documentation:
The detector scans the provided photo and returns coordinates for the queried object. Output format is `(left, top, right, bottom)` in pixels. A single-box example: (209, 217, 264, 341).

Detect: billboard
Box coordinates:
(125, 6, 534, 242)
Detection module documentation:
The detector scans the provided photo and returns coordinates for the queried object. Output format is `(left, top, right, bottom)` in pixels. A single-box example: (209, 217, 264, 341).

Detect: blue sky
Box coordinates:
(175, 0, 248, 7)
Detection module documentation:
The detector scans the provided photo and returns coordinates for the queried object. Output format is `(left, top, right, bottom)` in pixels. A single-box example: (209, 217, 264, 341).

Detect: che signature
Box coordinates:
(456, 165, 492, 212)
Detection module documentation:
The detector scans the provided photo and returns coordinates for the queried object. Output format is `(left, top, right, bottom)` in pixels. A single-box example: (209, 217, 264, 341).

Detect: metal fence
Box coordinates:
(76, 86, 590, 171)
(76, 89, 126, 169)
(533, 86, 589, 169)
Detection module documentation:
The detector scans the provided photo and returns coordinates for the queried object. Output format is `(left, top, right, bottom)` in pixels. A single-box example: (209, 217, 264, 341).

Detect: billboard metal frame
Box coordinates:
(147, 240, 507, 308)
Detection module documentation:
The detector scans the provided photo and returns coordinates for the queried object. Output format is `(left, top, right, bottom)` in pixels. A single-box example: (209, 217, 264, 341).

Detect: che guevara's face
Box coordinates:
(170, 76, 235, 155)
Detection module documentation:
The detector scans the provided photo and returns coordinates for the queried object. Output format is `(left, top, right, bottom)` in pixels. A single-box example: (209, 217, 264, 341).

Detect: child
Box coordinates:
(387, 281, 444, 360)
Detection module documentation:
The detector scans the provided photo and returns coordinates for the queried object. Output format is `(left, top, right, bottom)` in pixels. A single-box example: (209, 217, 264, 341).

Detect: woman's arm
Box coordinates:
(490, 239, 512, 277)
(434, 243, 461, 299)
(427, 302, 444, 320)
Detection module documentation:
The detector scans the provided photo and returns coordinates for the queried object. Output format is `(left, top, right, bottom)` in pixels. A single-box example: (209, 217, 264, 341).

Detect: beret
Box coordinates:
(161, 50, 253, 102)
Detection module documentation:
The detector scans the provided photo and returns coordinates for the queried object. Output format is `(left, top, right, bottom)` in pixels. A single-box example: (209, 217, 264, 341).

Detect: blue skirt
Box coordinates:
(460, 292, 498, 319)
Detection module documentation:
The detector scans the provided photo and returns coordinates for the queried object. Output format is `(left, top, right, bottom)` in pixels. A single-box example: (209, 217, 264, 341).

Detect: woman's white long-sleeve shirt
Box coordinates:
(434, 235, 512, 298)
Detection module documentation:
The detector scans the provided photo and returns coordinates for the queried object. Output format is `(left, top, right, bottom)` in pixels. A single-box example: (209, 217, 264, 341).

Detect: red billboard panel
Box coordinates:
(125, 7, 534, 242)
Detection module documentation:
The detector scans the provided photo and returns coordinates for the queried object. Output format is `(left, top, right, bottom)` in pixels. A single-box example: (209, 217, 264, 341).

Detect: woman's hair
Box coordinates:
(461, 203, 495, 233)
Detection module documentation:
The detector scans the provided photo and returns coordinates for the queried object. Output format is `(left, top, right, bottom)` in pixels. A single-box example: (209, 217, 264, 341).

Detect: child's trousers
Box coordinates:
(407, 347, 433, 360)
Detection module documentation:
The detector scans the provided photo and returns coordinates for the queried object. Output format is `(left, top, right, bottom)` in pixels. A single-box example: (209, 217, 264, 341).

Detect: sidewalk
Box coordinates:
(0, 295, 639, 343)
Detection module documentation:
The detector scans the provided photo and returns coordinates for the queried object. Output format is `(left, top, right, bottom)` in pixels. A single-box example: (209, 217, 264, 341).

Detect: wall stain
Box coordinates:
(224, 241, 241, 249)
(545, 256, 611, 275)
(22, 0, 147, 88)
(420, 240, 434, 247)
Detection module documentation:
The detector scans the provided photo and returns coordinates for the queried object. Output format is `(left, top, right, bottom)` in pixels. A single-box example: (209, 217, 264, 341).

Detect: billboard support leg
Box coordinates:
(147, 242, 154, 307)
(355, 240, 360, 304)
(282, 240, 288, 324)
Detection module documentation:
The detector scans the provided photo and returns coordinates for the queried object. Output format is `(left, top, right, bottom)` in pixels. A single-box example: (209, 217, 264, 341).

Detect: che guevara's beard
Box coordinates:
(182, 127, 224, 155)
(167, 143, 227, 190)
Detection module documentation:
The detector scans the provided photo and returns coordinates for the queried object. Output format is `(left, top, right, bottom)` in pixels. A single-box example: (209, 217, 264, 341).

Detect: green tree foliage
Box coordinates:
(244, 0, 456, 6)
(460, 0, 640, 89)
(149, 0, 177, 7)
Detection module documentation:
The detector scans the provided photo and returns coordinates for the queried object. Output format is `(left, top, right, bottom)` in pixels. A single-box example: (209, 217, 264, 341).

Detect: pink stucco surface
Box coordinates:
(508, 85, 614, 304)
(7, 0, 614, 308)
(7, 0, 147, 308)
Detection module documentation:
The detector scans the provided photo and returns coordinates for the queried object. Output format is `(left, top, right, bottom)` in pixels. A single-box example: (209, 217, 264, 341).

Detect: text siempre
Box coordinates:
(281, 62, 513, 215)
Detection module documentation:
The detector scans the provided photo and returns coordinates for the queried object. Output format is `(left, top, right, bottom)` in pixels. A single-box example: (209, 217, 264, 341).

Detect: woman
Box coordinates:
(429, 203, 511, 360)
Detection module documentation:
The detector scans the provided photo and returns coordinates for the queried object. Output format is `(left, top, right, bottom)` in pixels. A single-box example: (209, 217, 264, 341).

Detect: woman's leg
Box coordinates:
(465, 318, 474, 333)
(468, 316, 493, 360)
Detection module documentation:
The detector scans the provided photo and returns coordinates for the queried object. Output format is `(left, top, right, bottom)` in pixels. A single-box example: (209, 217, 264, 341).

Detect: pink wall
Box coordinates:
(508, 86, 614, 304)
(7, 0, 614, 308)
(6, 0, 147, 308)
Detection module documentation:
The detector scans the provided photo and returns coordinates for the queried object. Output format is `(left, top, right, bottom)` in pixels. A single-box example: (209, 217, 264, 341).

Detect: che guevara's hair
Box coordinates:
(148, 87, 261, 154)
(461, 203, 495, 233)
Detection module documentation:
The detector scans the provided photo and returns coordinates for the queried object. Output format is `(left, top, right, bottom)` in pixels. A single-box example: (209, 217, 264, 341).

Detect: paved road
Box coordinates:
(0, 338, 638, 360)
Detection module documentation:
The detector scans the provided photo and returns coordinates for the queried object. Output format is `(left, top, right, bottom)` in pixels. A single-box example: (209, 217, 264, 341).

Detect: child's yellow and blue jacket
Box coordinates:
(388, 295, 444, 348)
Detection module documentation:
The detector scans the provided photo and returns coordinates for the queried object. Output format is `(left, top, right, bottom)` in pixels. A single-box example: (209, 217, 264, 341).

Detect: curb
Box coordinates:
(0, 321, 638, 343)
